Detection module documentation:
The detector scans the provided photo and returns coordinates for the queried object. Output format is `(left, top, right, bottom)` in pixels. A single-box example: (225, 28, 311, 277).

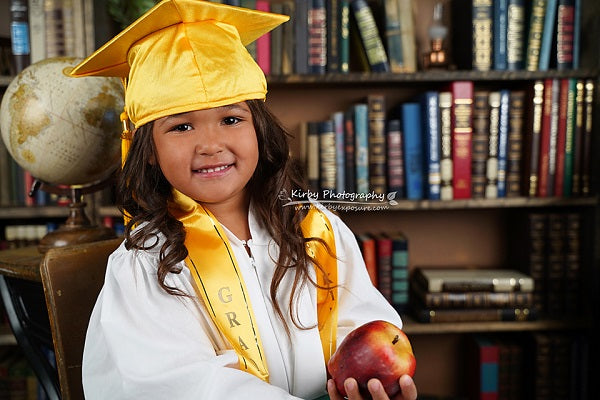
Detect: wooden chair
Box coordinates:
(40, 238, 122, 400)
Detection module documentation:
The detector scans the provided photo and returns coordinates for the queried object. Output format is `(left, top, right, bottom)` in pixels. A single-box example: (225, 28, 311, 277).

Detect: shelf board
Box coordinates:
(0, 206, 69, 219)
(267, 69, 599, 87)
(402, 315, 592, 335)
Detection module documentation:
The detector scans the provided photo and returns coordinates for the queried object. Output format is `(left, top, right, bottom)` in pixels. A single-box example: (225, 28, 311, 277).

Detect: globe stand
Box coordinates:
(31, 179, 117, 254)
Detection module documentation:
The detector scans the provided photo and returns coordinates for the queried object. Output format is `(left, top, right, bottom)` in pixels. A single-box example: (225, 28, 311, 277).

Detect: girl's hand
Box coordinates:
(327, 375, 417, 400)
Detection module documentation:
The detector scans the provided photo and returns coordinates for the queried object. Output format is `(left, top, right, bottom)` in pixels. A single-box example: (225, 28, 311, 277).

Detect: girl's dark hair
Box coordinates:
(118, 99, 321, 332)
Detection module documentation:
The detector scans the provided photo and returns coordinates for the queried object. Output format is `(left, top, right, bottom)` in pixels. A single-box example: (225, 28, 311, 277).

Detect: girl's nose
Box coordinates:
(194, 128, 223, 155)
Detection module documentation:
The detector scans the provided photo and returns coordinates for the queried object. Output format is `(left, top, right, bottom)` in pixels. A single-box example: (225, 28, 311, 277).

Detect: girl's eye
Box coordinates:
(171, 123, 192, 132)
(222, 116, 241, 125)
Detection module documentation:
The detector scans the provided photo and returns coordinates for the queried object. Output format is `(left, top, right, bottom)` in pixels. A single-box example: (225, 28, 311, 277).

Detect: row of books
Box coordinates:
(221, 0, 584, 76)
(355, 231, 409, 312)
(519, 211, 585, 318)
(217, 0, 419, 75)
(409, 267, 537, 323)
(299, 78, 594, 201)
(467, 332, 589, 400)
(452, 0, 583, 72)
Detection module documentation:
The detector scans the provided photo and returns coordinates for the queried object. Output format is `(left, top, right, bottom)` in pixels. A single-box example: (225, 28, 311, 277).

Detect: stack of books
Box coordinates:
(409, 267, 537, 323)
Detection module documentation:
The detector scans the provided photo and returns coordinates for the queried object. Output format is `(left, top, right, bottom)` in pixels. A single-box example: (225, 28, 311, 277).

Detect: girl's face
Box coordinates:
(152, 102, 259, 208)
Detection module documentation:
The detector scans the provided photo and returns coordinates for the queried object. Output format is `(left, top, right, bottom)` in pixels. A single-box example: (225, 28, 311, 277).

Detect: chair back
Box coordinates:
(40, 238, 121, 400)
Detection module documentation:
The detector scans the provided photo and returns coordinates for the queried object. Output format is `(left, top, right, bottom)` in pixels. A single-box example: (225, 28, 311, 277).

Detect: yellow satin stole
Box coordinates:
(169, 191, 338, 382)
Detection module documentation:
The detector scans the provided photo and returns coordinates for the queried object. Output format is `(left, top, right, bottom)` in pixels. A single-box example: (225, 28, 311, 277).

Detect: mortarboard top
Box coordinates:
(70, 0, 289, 128)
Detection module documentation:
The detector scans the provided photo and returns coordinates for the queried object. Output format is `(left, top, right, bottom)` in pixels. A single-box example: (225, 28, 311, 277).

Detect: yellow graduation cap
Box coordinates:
(71, 0, 289, 128)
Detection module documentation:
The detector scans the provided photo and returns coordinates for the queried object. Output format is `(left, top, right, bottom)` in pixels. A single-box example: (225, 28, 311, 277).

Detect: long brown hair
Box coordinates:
(118, 99, 321, 332)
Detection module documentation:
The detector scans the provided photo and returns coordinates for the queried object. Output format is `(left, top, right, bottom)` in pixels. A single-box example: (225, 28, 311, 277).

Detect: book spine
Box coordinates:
(350, 0, 390, 72)
(506, 90, 525, 197)
(344, 107, 356, 193)
(439, 91, 454, 200)
(421, 91, 441, 200)
(450, 81, 474, 199)
(402, 102, 423, 200)
(376, 234, 393, 303)
(294, 0, 309, 74)
(354, 103, 369, 195)
(10, 0, 31, 73)
(270, 2, 283, 75)
(472, 90, 490, 199)
(486, 92, 500, 199)
(367, 94, 387, 195)
(556, 0, 575, 70)
(307, 121, 321, 192)
(417, 290, 534, 309)
(496, 90, 510, 197)
(571, 79, 584, 196)
(564, 212, 581, 313)
(357, 234, 377, 287)
(397, 0, 416, 72)
(28, 0, 45, 63)
(506, 0, 525, 70)
(468, 335, 499, 400)
(527, 213, 548, 315)
(528, 81, 545, 196)
(546, 79, 561, 196)
(319, 120, 336, 193)
(546, 213, 566, 315)
(390, 233, 409, 311)
(386, 119, 405, 197)
(281, 1, 296, 75)
(525, 0, 547, 71)
(383, 0, 404, 72)
(332, 111, 346, 194)
(554, 79, 569, 196)
(308, 0, 327, 74)
(538, 0, 557, 71)
(472, 0, 493, 71)
(255, 0, 272, 75)
(326, 0, 340, 73)
(572, 0, 581, 69)
(562, 79, 577, 196)
(493, 0, 508, 70)
(338, 0, 350, 73)
(580, 79, 593, 195)
(537, 79, 554, 197)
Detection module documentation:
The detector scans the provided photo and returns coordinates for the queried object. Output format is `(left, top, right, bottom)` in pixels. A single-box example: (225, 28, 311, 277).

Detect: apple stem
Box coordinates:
(392, 335, 399, 345)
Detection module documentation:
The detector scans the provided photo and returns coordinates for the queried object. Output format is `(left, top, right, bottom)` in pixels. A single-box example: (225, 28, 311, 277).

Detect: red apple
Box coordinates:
(327, 320, 416, 398)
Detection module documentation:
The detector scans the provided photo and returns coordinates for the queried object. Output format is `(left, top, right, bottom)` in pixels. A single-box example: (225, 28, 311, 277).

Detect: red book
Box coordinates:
(255, 1, 271, 75)
(537, 79, 554, 197)
(357, 234, 377, 288)
(554, 79, 569, 196)
(375, 234, 393, 303)
(450, 81, 474, 199)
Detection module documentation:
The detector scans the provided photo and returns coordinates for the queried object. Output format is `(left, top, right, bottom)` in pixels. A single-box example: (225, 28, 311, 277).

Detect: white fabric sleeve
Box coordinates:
(82, 244, 301, 400)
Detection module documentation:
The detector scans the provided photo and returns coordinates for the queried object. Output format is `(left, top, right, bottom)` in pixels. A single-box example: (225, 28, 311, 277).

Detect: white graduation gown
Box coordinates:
(82, 207, 403, 399)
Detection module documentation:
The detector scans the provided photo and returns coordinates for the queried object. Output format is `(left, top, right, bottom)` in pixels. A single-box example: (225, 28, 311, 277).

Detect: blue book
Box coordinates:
(332, 111, 346, 194)
(538, 0, 558, 71)
(401, 102, 423, 200)
(390, 232, 409, 312)
(419, 91, 441, 200)
(497, 90, 510, 197)
(506, 0, 525, 70)
(353, 103, 369, 195)
(493, 0, 508, 70)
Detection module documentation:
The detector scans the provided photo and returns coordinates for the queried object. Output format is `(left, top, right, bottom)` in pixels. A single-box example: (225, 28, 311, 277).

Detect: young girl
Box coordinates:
(71, 1, 417, 399)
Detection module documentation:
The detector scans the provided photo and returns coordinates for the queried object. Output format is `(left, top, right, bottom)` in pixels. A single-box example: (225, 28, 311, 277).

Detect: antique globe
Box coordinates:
(0, 57, 125, 252)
